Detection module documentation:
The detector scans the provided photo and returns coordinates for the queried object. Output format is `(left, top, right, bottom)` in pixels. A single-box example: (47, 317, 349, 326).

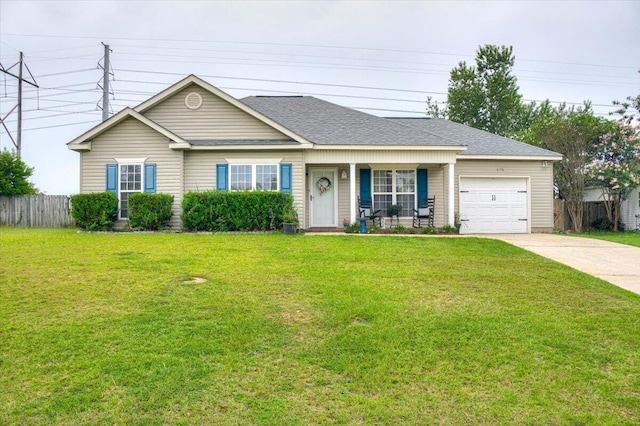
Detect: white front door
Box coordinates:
(310, 169, 338, 227)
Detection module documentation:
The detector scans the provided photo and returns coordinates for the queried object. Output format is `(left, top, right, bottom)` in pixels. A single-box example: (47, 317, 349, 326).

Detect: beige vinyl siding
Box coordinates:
(184, 150, 306, 227)
(456, 160, 555, 232)
(425, 165, 446, 228)
(80, 117, 183, 229)
(143, 84, 290, 141)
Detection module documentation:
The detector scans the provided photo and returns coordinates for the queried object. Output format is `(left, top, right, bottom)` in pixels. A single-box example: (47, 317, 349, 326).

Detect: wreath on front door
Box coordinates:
(316, 177, 332, 194)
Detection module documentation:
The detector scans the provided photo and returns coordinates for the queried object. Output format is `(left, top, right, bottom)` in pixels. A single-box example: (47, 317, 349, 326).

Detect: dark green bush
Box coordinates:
(70, 192, 118, 231)
(128, 193, 174, 230)
(181, 191, 294, 232)
(590, 216, 624, 231)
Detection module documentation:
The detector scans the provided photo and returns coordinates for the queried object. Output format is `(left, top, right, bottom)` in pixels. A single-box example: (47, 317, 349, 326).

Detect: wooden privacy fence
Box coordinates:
(553, 199, 609, 232)
(0, 195, 73, 228)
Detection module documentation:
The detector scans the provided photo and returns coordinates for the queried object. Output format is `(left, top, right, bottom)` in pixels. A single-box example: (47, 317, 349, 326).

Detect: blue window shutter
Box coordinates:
(360, 168, 371, 200)
(216, 164, 228, 191)
(417, 168, 428, 201)
(144, 163, 156, 193)
(280, 163, 292, 193)
(106, 164, 117, 194)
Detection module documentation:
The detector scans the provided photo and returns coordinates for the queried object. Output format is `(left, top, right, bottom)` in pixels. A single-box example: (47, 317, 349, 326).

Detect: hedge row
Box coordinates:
(181, 191, 294, 232)
(71, 191, 294, 232)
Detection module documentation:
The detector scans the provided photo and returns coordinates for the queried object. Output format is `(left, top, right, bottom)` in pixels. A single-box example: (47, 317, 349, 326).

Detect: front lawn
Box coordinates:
(575, 230, 640, 248)
(1, 229, 639, 424)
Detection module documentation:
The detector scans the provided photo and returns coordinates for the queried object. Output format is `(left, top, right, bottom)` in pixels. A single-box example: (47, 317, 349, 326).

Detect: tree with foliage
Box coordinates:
(428, 45, 523, 136)
(527, 105, 613, 232)
(0, 149, 36, 196)
(611, 71, 640, 125)
(586, 124, 640, 231)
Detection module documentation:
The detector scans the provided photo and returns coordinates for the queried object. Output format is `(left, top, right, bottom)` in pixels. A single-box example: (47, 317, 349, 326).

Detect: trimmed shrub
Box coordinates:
(392, 224, 406, 234)
(181, 191, 294, 232)
(344, 223, 360, 233)
(70, 192, 118, 231)
(442, 224, 457, 234)
(128, 193, 174, 230)
(420, 226, 438, 234)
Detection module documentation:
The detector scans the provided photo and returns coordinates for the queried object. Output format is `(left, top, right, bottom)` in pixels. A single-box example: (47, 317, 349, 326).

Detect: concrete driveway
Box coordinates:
(484, 233, 640, 296)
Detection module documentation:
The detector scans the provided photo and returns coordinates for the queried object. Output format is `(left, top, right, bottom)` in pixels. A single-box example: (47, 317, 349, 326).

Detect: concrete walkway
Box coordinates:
(484, 234, 640, 295)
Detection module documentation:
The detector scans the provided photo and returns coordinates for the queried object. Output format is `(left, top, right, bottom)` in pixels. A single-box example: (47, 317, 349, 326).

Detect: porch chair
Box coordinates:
(358, 197, 382, 227)
(413, 196, 435, 228)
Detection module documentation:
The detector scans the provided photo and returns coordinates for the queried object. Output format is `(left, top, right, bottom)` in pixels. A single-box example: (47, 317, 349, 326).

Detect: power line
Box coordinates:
(114, 68, 448, 95)
(113, 47, 640, 83)
(3, 109, 100, 124)
(3, 32, 638, 70)
(111, 70, 629, 108)
(0, 70, 628, 115)
(25, 44, 96, 55)
(110, 55, 638, 88)
(34, 68, 96, 78)
(9, 118, 99, 132)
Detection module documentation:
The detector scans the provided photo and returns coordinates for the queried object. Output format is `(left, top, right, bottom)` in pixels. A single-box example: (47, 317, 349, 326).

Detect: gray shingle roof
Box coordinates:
(390, 117, 561, 157)
(241, 96, 462, 147)
(241, 96, 561, 158)
(190, 139, 298, 146)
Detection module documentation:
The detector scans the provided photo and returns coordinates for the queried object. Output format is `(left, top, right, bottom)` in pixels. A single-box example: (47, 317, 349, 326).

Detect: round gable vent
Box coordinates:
(184, 92, 203, 110)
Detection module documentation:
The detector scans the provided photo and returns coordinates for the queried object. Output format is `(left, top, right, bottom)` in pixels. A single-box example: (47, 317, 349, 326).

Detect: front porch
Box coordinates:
(303, 161, 457, 231)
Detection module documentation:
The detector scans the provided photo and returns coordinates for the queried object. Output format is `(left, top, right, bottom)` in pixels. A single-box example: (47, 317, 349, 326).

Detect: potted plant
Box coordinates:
(282, 211, 299, 235)
(387, 205, 402, 216)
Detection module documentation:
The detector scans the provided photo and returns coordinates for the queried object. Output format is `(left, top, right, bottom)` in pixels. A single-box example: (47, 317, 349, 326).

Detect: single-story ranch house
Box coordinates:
(68, 74, 562, 234)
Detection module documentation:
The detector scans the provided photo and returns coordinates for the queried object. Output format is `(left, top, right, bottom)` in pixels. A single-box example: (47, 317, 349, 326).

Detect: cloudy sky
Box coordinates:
(1, 0, 638, 195)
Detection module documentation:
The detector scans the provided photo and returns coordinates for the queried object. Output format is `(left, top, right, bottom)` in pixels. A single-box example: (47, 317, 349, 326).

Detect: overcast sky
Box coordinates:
(1, 0, 638, 195)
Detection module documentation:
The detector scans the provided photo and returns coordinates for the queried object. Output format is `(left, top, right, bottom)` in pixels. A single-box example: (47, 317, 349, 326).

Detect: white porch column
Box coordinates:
(448, 162, 455, 226)
(349, 163, 357, 223)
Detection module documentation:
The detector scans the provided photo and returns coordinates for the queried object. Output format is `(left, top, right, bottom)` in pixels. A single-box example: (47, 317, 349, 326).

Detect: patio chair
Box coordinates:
(413, 196, 435, 228)
(358, 197, 382, 227)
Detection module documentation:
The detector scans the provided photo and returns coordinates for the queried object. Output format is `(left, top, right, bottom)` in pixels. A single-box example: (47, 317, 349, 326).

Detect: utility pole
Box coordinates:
(97, 43, 113, 122)
(0, 52, 38, 157)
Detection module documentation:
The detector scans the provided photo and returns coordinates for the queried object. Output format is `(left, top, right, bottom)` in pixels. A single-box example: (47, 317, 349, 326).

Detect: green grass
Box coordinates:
(1, 228, 640, 425)
(574, 231, 640, 247)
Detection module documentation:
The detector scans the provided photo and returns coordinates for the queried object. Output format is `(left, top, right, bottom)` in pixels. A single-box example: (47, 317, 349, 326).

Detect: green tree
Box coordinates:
(447, 45, 523, 136)
(0, 149, 36, 196)
(527, 105, 614, 232)
(586, 124, 640, 231)
(611, 71, 639, 125)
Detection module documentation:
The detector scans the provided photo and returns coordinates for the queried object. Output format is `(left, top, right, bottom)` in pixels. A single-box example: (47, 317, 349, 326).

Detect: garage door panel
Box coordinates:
(459, 177, 528, 234)
(493, 206, 512, 218)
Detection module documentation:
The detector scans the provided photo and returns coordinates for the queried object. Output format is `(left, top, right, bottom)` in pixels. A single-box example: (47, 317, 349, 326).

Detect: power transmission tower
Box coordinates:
(97, 43, 113, 122)
(0, 52, 39, 157)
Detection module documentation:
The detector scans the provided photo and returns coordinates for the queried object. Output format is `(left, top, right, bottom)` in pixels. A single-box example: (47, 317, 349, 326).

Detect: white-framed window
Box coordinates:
(373, 169, 415, 216)
(119, 164, 143, 219)
(230, 164, 278, 191)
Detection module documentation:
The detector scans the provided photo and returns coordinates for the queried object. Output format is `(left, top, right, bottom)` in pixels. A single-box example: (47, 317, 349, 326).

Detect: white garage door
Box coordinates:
(459, 178, 528, 234)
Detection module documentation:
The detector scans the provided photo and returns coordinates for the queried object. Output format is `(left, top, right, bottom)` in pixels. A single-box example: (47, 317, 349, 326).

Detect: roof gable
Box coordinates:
(134, 75, 313, 147)
(141, 83, 295, 142)
(67, 108, 188, 151)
